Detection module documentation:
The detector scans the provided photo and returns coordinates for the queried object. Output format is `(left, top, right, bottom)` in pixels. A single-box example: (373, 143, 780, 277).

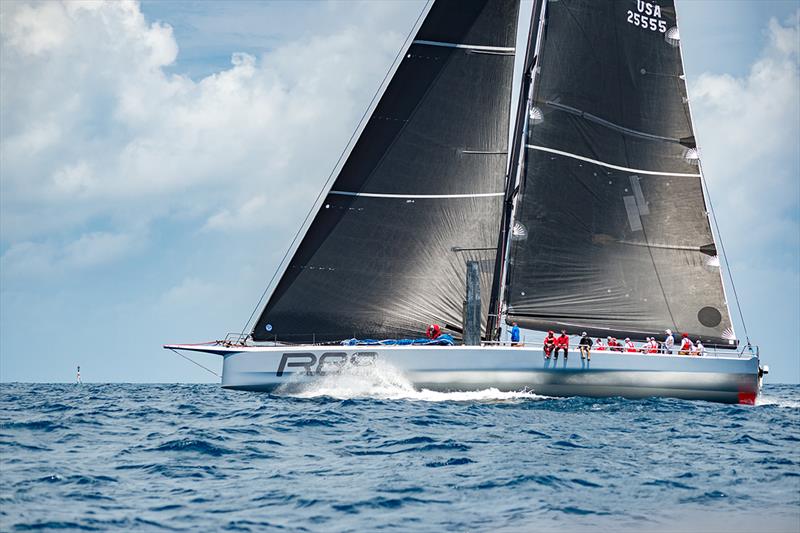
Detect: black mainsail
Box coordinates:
(504, 0, 736, 345)
(253, 0, 520, 343)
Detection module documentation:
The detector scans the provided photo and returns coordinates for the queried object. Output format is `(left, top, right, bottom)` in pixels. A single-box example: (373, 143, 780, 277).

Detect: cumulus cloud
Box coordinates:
(690, 10, 799, 268)
(0, 0, 408, 277)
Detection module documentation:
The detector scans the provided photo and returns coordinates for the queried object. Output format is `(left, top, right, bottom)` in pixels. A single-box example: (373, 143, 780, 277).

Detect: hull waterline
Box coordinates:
(165, 344, 762, 405)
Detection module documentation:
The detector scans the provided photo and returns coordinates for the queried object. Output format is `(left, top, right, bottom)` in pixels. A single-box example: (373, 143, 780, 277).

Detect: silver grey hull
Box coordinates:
(166, 344, 762, 404)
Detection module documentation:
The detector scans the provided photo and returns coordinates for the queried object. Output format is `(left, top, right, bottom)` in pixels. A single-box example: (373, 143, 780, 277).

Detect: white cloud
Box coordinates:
(0, 0, 406, 271)
(690, 10, 800, 268)
(0, 230, 143, 279)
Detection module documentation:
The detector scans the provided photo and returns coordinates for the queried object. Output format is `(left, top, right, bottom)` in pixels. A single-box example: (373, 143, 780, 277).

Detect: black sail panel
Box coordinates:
(253, 0, 520, 343)
(506, 0, 736, 345)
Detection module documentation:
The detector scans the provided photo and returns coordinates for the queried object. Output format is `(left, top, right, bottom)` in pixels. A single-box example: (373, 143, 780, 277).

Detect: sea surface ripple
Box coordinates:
(1, 380, 798, 532)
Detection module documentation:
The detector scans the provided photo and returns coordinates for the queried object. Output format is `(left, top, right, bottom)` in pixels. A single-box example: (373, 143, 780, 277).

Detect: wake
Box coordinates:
(278, 359, 544, 402)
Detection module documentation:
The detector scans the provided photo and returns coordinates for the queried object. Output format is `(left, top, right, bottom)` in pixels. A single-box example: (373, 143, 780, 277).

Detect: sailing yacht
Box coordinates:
(166, 0, 766, 404)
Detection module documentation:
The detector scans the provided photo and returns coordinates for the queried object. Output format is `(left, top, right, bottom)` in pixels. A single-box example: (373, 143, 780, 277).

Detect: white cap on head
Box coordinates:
(625, 337, 630, 341)
(582, 331, 587, 336)
(666, 329, 672, 335)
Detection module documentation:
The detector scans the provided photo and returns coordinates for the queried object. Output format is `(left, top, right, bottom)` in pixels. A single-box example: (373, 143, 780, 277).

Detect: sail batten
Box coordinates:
(525, 145, 701, 177)
(329, 191, 505, 199)
(412, 39, 515, 53)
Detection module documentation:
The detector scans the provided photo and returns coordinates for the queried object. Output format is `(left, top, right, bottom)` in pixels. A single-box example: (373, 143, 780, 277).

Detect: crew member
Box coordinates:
(578, 331, 593, 360)
(543, 330, 556, 359)
(426, 323, 441, 340)
(647, 337, 659, 354)
(693, 339, 706, 356)
(594, 338, 606, 351)
(663, 329, 675, 354)
(510, 322, 521, 346)
(608, 337, 621, 352)
(624, 337, 636, 352)
(555, 330, 569, 360)
(679, 333, 694, 355)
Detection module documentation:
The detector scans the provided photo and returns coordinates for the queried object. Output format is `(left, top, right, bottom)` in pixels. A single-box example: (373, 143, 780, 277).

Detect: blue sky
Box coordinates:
(1, 1, 798, 383)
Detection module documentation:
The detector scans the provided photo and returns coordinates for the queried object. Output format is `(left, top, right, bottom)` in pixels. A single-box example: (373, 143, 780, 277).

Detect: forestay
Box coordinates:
(254, 0, 520, 343)
(505, 0, 736, 345)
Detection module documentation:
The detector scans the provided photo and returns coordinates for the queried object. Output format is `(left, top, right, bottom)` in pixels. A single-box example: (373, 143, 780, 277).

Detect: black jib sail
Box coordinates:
(505, 0, 737, 345)
(253, 0, 520, 343)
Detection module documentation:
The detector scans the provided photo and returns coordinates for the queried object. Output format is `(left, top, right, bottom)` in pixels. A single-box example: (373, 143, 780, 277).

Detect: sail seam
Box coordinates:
(525, 145, 702, 177)
(329, 190, 503, 199)
(413, 40, 515, 53)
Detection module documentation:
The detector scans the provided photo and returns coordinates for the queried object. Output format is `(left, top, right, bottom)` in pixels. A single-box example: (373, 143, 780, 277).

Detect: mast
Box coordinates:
(487, 0, 547, 340)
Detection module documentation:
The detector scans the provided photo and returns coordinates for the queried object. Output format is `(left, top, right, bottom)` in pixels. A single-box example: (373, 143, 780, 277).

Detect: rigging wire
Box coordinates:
(672, 0, 751, 346)
(168, 348, 220, 378)
(239, 1, 433, 338)
(700, 172, 751, 345)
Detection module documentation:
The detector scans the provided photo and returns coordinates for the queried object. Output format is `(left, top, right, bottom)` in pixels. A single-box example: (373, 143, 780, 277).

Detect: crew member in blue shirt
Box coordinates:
(510, 322, 521, 346)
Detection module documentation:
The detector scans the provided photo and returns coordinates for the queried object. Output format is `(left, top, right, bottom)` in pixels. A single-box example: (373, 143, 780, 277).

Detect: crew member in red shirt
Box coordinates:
(554, 330, 569, 360)
(608, 336, 621, 352)
(679, 333, 694, 355)
(595, 338, 606, 351)
(647, 337, 659, 354)
(624, 337, 637, 352)
(543, 330, 556, 359)
(426, 323, 441, 340)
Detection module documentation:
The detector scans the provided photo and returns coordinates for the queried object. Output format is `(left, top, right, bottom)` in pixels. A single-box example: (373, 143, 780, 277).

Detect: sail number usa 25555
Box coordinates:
(627, 1, 667, 33)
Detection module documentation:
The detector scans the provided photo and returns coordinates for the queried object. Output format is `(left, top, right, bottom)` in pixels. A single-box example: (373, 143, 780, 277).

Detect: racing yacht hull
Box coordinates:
(164, 344, 762, 404)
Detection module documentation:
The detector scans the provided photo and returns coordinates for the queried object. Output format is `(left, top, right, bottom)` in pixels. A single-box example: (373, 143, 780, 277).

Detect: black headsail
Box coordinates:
(505, 0, 737, 346)
(253, 0, 520, 343)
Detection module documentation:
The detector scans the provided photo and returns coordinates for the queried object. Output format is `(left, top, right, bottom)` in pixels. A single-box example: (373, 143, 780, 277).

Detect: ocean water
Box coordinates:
(1, 376, 798, 532)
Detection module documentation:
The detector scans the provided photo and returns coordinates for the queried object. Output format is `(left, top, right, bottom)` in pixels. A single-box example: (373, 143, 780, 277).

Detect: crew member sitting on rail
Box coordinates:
(595, 338, 606, 351)
(692, 339, 706, 356)
(608, 336, 621, 352)
(578, 332, 593, 360)
(426, 323, 441, 340)
(679, 333, 694, 355)
(624, 338, 637, 352)
(510, 322, 521, 346)
(543, 330, 556, 359)
(554, 330, 569, 360)
(647, 337, 659, 354)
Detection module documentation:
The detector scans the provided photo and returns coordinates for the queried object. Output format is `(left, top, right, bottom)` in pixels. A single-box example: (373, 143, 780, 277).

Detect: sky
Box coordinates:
(0, 0, 798, 384)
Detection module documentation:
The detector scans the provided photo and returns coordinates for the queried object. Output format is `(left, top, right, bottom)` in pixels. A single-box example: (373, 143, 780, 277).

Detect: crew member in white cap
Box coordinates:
(624, 337, 636, 352)
(663, 329, 675, 354)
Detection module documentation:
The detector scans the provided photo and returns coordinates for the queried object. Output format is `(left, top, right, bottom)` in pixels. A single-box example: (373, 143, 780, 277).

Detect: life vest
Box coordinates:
(647, 340, 658, 353)
(595, 341, 606, 351)
(625, 341, 636, 352)
(681, 337, 693, 350)
(556, 335, 569, 348)
(426, 324, 441, 339)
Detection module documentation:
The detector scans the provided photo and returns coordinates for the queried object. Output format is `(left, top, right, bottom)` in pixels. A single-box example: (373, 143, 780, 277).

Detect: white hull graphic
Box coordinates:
(165, 344, 762, 405)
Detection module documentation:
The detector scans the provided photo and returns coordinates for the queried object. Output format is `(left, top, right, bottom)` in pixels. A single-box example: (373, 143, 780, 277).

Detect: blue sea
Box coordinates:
(1, 381, 798, 532)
